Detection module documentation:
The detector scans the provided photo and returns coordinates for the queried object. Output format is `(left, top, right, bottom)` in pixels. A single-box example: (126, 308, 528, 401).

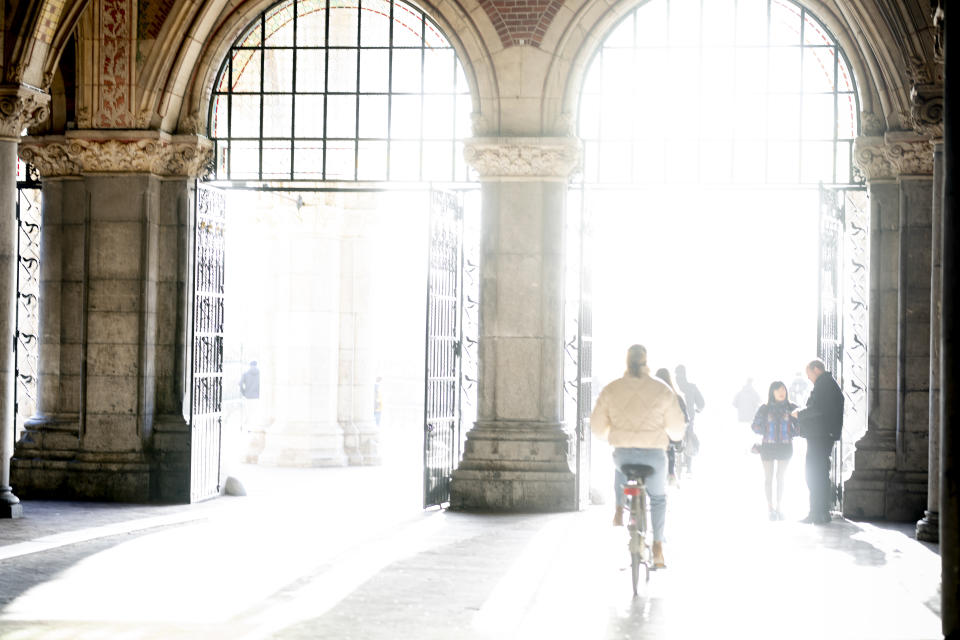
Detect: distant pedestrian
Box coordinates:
(792, 360, 843, 525)
(240, 361, 260, 399)
(733, 378, 762, 423)
(751, 381, 798, 520)
(374, 377, 383, 426)
(655, 368, 689, 485)
(674, 365, 705, 471)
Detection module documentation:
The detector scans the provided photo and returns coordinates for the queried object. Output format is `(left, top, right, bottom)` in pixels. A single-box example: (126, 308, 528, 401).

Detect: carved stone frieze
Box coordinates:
(0, 86, 51, 141)
(463, 137, 582, 179)
(853, 136, 894, 181)
(909, 83, 943, 138)
(884, 139, 934, 176)
(18, 132, 214, 178)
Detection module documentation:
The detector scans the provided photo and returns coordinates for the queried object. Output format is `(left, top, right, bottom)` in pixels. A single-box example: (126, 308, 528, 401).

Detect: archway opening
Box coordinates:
(574, 0, 868, 519)
(202, 0, 478, 511)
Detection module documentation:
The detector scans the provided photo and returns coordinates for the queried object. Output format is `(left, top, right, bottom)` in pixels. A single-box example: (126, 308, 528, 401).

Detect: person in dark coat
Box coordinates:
(792, 359, 843, 524)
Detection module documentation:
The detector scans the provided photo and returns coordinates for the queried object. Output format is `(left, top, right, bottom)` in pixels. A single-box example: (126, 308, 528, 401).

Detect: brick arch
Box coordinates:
(479, 0, 564, 48)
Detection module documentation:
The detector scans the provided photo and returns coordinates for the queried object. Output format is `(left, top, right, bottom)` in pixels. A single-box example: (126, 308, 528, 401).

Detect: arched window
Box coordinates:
(209, 0, 472, 182)
(578, 0, 859, 185)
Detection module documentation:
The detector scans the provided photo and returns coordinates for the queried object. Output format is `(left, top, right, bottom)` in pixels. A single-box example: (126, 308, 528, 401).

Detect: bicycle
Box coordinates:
(621, 463, 655, 595)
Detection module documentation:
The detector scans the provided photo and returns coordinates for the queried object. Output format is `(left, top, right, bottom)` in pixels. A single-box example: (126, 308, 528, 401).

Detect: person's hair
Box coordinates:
(626, 345, 647, 377)
(655, 367, 678, 393)
(768, 380, 788, 405)
(807, 359, 826, 373)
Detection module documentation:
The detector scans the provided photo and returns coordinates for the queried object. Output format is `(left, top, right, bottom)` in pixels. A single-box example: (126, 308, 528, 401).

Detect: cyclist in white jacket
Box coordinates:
(591, 344, 687, 568)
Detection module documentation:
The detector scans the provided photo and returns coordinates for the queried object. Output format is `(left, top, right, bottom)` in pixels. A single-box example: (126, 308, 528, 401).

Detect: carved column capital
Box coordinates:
(884, 134, 934, 177)
(0, 85, 50, 141)
(909, 83, 944, 139)
(463, 137, 582, 180)
(853, 136, 894, 181)
(18, 131, 214, 178)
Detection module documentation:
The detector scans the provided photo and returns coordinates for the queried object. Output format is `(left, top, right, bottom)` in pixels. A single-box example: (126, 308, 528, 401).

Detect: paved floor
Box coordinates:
(0, 426, 944, 640)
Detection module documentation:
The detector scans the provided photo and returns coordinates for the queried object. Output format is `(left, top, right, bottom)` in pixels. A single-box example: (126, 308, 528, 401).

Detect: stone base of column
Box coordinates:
(256, 422, 350, 467)
(341, 421, 381, 466)
(916, 510, 940, 542)
(11, 455, 153, 502)
(843, 431, 897, 519)
(844, 469, 929, 521)
(449, 421, 577, 512)
(0, 490, 22, 518)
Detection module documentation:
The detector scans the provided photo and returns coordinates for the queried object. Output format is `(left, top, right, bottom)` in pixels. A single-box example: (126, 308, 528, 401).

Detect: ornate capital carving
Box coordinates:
(884, 138, 934, 176)
(0, 86, 51, 141)
(463, 137, 582, 179)
(908, 83, 943, 138)
(853, 136, 894, 181)
(18, 132, 214, 178)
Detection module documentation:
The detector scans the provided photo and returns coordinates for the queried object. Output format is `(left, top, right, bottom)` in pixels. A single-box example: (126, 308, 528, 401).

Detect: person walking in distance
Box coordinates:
(674, 364, 705, 472)
(592, 345, 686, 568)
(655, 368, 689, 485)
(751, 381, 799, 520)
(792, 360, 843, 525)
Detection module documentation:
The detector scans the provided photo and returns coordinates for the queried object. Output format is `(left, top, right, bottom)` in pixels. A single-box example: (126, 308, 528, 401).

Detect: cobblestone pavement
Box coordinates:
(0, 428, 943, 640)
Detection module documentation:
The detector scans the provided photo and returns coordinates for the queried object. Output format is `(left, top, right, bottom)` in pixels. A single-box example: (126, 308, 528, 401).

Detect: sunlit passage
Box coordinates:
(573, 0, 869, 515)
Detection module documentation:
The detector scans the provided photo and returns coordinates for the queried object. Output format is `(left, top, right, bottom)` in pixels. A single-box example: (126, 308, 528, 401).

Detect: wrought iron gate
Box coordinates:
(818, 184, 869, 512)
(14, 162, 41, 440)
(190, 183, 226, 502)
(565, 188, 593, 510)
(422, 190, 476, 508)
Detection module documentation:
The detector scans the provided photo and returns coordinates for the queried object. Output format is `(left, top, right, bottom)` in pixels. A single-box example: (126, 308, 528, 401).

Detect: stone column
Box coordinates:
(13, 131, 211, 502)
(918, 139, 944, 542)
(450, 137, 580, 511)
(845, 133, 934, 521)
(0, 86, 49, 518)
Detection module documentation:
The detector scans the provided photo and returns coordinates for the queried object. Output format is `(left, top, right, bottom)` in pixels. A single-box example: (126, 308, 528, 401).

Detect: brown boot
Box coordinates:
(652, 541, 666, 569)
(613, 506, 624, 527)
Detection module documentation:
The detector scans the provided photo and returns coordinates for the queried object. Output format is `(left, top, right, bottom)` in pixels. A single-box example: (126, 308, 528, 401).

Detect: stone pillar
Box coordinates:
(450, 137, 580, 511)
(845, 133, 934, 521)
(13, 131, 211, 502)
(0, 86, 49, 518)
(941, 4, 958, 633)
(918, 140, 944, 542)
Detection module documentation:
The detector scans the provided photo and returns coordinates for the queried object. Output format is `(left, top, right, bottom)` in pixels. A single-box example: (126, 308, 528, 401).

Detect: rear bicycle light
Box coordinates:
(623, 487, 642, 496)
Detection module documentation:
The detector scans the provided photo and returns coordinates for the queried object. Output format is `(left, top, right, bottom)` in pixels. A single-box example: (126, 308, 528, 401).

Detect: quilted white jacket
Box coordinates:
(590, 373, 687, 449)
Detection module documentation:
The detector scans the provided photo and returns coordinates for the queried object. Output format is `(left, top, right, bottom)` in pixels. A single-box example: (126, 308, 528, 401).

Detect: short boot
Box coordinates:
(652, 541, 666, 569)
(613, 506, 624, 527)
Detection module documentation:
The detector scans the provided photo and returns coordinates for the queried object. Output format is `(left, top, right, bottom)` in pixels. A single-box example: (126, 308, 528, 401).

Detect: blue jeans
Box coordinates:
(613, 447, 668, 542)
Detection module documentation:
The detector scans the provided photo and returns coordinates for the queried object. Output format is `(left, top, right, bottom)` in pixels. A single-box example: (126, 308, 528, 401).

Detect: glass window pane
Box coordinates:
(578, 93, 601, 139)
(422, 95, 454, 139)
(326, 95, 357, 137)
(212, 95, 229, 138)
(359, 49, 389, 92)
(231, 49, 261, 93)
(733, 140, 766, 183)
(803, 47, 836, 93)
(262, 95, 293, 137)
(770, 0, 802, 46)
(837, 55, 855, 92)
(424, 18, 447, 48)
(598, 141, 631, 183)
(392, 49, 422, 93)
(295, 95, 326, 137)
(634, 0, 666, 47)
(801, 93, 835, 140)
(264, 49, 295, 92)
(768, 47, 801, 93)
(700, 140, 733, 183)
(262, 141, 293, 178)
(215, 141, 229, 178)
(632, 139, 664, 183)
(424, 49, 455, 93)
(358, 95, 389, 137)
(297, 0, 326, 46)
(231, 140, 260, 179)
(327, 49, 358, 92)
(390, 140, 420, 180)
(329, 4, 359, 46)
(296, 50, 326, 92)
(665, 143, 689, 183)
(835, 141, 852, 183)
(265, 3, 295, 46)
(701, 47, 735, 98)
(602, 49, 634, 95)
(668, 0, 699, 47)
(700, 95, 735, 139)
(326, 140, 356, 179)
(239, 22, 262, 48)
(390, 94, 421, 138)
(455, 94, 472, 138)
(767, 140, 800, 183)
(360, 0, 392, 46)
(736, 0, 768, 47)
(803, 12, 831, 46)
(357, 140, 388, 179)
(605, 15, 634, 48)
(455, 61, 469, 93)
(837, 94, 857, 138)
(583, 140, 599, 183)
(423, 141, 453, 180)
(294, 140, 324, 179)
(454, 140, 469, 182)
(768, 94, 801, 139)
(800, 140, 834, 183)
(231, 95, 262, 137)
(600, 95, 632, 140)
(735, 48, 767, 93)
(733, 92, 765, 138)
(393, 3, 423, 46)
(702, 0, 735, 46)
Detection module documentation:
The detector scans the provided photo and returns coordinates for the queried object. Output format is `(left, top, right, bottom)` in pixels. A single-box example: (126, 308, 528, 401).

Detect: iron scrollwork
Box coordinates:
(15, 163, 42, 439)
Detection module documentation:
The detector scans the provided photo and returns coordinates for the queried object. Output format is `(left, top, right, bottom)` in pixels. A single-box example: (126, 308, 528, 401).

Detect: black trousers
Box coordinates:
(804, 437, 834, 517)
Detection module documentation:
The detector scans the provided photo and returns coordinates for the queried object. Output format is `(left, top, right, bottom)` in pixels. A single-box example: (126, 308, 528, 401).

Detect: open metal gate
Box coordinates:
(422, 190, 476, 508)
(190, 183, 226, 503)
(14, 162, 41, 440)
(818, 184, 869, 512)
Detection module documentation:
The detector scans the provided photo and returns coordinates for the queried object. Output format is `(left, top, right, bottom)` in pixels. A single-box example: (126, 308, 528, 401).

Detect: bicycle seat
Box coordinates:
(621, 464, 656, 481)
